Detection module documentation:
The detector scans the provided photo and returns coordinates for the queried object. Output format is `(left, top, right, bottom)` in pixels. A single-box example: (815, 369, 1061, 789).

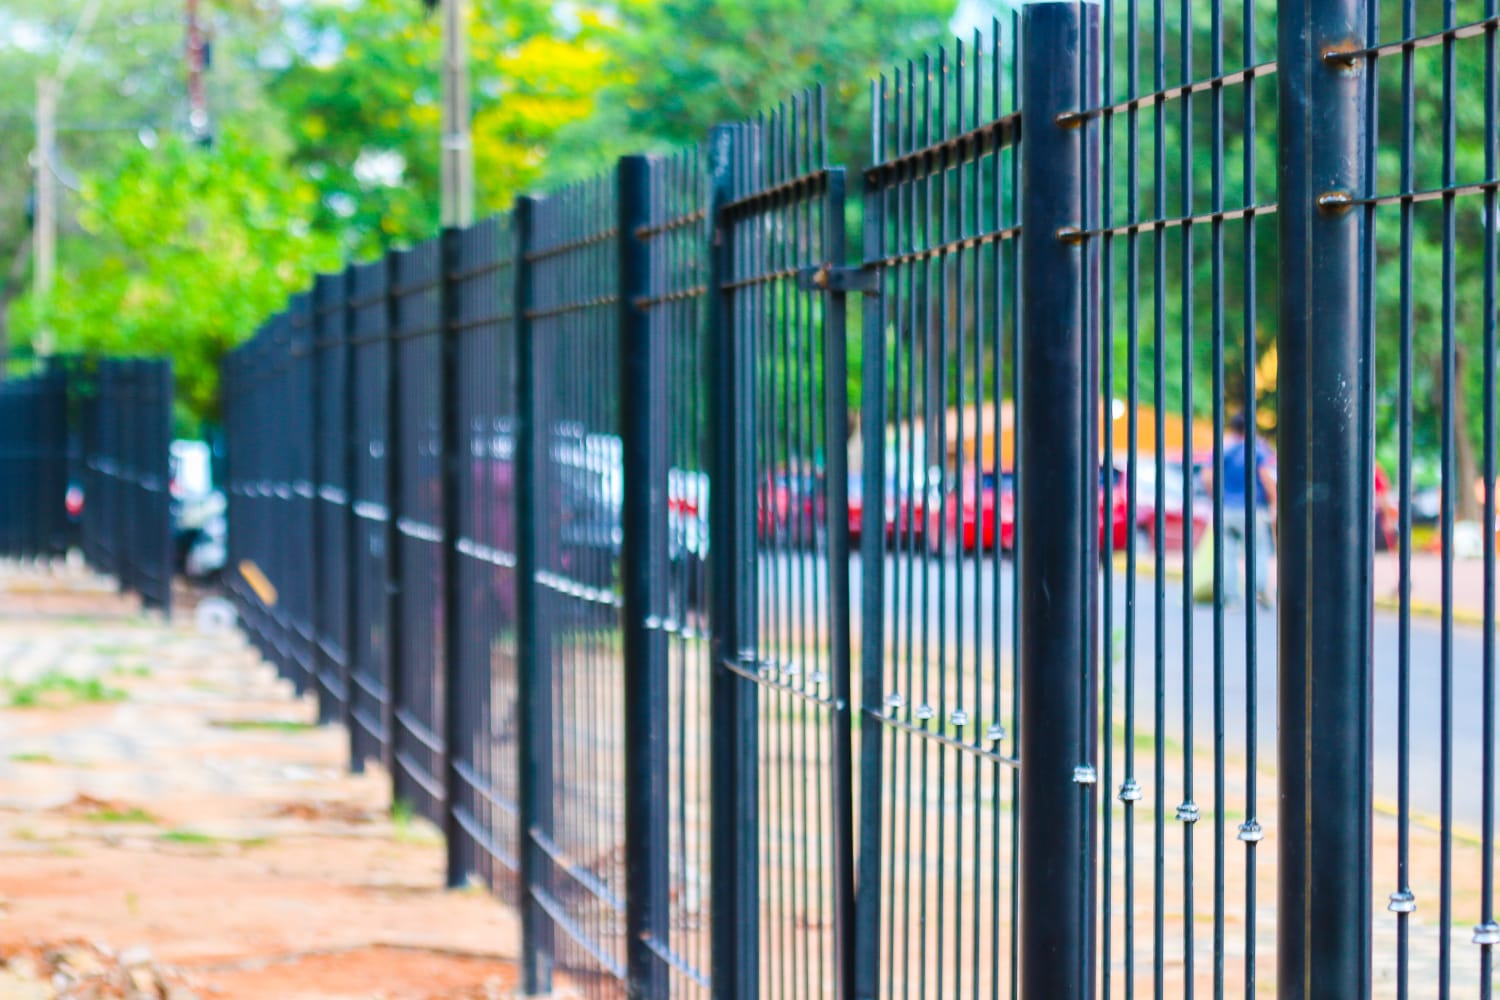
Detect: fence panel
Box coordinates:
(1360, 3, 1500, 994)
(81, 358, 173, 615)
(0, 366, 68, 560)
(390, 239, 448, 827)
(712, 95, 855, 1000)
(446, 215, 522, 901)
(856, 22, 1024, 1000)
(348, 259, 395, 769)
(313, 270, 353, 723)
(634, 149, 714, 996)
(523, 175, 628, 996)
(284, 293, 319, 695)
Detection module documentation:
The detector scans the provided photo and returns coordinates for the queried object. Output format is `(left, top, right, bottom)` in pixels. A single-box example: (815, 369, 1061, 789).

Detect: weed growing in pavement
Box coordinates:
(9, 752, 58, 765)
(390, 798, 438, 844)
(4, 672, 126, 709)
(84, 806, 157, 824)
(210, 719, 316, 733)
(159, 829, 271, 849)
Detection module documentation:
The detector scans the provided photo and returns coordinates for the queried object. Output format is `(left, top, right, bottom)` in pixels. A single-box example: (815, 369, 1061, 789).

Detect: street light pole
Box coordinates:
(440, 0, 473, 228)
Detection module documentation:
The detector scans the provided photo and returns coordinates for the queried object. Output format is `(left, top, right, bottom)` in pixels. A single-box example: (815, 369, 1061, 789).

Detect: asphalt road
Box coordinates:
(832, 553, 1496, 830)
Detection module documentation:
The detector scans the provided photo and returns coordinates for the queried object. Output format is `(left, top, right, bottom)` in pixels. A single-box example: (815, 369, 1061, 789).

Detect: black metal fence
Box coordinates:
(0, 364, 69, 559)
(0, 356, 173, 615)
(222, 2, 1500, 996)
(81, 358, 175, 614)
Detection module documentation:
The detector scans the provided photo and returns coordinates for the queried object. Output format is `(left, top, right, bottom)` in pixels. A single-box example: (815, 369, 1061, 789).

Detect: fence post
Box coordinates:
(384, 252, 405, 785)
(617, 155, 670, 999)
(854, 115, 887, 999)
(439, 224, 469, 889)
(706, 122, 757, 1000)
(340, 264, 365, 773)
(1017, 3, 1100, 997)
(513, 194, 554, 995)
(1276, 0, 1373, 994)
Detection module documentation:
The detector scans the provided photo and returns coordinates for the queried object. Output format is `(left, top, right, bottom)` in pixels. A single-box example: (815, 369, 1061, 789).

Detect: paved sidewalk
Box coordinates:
(0, 562, 520, 999)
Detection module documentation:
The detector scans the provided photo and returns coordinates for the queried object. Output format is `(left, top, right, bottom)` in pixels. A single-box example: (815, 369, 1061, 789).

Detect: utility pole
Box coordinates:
(439, 0, 473, 227)
(28, 0, 102, 359)
(32, 76, 58, 357)
(185, 0, 211, 145)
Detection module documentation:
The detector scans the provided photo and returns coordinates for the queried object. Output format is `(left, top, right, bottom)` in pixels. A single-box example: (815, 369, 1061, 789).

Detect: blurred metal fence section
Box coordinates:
(390, 239, 448, 827)
(348, 258, 396, 769)
(312, 269, 353, 724)
(524, 174, 628, 994)
(856, 23, 1023, 1000)
(443, 214, 521, 904)
(86, 358, 173, 615)
(633, 147, 713, 996)
(0, 364, 69, 561)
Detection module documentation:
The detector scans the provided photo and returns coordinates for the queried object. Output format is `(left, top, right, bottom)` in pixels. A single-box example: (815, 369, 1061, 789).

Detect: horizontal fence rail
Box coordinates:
(221, 5, 1500, 997)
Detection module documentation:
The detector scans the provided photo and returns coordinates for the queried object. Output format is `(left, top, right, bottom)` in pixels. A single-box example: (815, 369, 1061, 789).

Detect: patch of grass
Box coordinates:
(159, 829, 271, 848)
(5, 672, 127, 709)
(125, 891, 139, 917)
(390, 798, 437, 844)
(84, 806, 157, 825)
(8, 752, 58, 765)
(108, 664, 152, 678)
(210, 719, 316, 734)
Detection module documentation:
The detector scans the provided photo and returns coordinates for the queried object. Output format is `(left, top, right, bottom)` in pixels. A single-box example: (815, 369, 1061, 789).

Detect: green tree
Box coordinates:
(577, 0, 957, 172)
(11, 130, 341, 426)
(0, 0, 284, 370)
(267, 0, 619, 255)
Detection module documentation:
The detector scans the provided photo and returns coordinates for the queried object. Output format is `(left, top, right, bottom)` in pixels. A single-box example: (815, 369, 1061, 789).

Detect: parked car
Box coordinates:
(847, 472, 863, 544)
(884, 465, 941, 547)
(1133, 458, 1209, 552)
(757, 471, 824, 548)
(667, 468, 709, 617)
(922, 467, 1126, 556)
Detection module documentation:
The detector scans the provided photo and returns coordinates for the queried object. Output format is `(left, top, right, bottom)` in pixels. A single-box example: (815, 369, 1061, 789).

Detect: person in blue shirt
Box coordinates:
(1205, 411, 1277, 608)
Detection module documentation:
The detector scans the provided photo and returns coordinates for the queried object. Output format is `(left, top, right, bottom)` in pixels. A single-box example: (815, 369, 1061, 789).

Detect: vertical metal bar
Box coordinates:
(440, 225, 468, 889)
(618, 153, 670, 1000)
(854, 78, 887, 1000)
(1276, 0, 1373, 995)
(707, 122, 757, 1000)
(822, 165, 856, 1000)
(342, 264, 365, 774)
(513, 195, 553, 995)
(1017, 3, 1099, 997)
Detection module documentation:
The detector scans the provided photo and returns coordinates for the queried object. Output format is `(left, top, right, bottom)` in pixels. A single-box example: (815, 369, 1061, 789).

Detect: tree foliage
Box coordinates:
(13, 130, 341, 423)
(267, 0, 619, 255)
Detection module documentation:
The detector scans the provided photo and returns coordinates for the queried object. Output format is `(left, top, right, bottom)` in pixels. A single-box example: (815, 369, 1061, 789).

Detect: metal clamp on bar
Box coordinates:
(795, 262, 879, 295)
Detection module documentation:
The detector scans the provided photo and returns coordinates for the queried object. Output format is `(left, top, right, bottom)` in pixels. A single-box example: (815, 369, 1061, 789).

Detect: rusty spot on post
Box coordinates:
(1321, 41, 1364, 71)
(1317, 190, 1355, 214)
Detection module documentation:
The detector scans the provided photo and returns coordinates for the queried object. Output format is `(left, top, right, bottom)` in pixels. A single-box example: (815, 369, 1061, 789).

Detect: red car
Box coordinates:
(756, 472, 823, 547)
(924, 468, 1127, 555)
(1133, 459, 1210, 552)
